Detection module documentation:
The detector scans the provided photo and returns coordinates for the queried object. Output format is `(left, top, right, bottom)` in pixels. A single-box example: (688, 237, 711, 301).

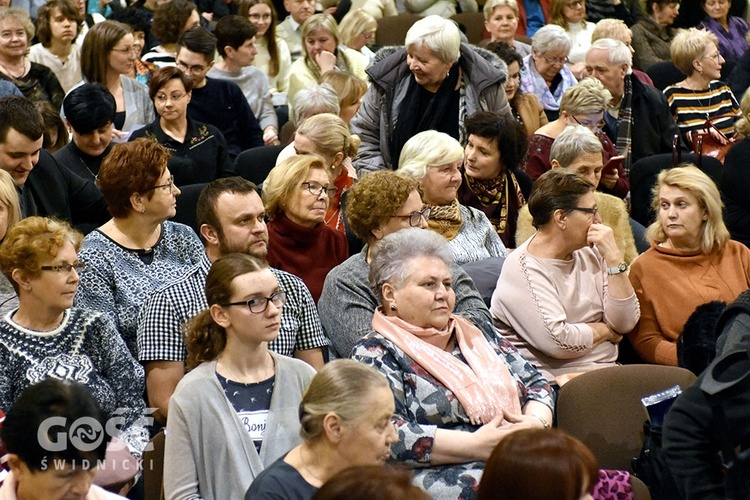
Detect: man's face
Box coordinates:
(585, 48, 628, 99)
(176, 48, 213, 87)
(283, 0, 314, 24)
(213, 190, 269, 259)
(0, 127, 43, 186)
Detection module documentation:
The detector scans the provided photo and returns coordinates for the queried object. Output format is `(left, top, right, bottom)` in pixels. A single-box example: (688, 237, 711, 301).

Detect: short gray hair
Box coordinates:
(550, 125, 603, 168)
(293, 83, 340, 126)
(588, 38, 632, 70)
(368, 227, 454, 304)
(531, 24, 571, 55)
(405, 14, 461, 64)
(396, 130, 464, 181)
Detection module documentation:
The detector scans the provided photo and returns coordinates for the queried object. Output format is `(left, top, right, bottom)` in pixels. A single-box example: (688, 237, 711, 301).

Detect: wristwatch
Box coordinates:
(607, 262, 629, 275)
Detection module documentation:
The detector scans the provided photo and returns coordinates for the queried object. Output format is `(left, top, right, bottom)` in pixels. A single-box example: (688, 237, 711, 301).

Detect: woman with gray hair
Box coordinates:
(351, 14, 511, 174)
(397, 130, 507, 265)
(516, 125, 638, 264)
(492, 168, 640, 385)
(523, 78, 628, 198)
(519, 24, 579, 122)
(352, 227, 554, 500)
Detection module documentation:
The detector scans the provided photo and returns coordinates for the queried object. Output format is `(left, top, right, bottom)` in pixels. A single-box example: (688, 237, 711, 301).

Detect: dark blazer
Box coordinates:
(605, 74, 681, 165)
(26, 149, 109, 233)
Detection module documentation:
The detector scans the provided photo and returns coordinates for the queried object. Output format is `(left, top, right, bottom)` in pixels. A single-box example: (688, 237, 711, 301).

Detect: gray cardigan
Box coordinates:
(164, 352, 316, 500)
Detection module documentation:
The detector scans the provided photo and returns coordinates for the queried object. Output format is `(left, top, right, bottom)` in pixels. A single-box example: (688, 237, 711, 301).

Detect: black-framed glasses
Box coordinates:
(40, 262, 86, 273)
(572, 206, 599, 217)
(390, 207, 431, 227)
(221, 291, 287, 314)
(145, 175, 175, 193)
(176, 60, 207, 74)
(571, 115, 605, 131)
(302, 181, 337, 198)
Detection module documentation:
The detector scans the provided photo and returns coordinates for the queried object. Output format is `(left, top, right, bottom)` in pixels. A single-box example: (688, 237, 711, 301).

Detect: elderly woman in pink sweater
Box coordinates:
(490, 169, 640, 385)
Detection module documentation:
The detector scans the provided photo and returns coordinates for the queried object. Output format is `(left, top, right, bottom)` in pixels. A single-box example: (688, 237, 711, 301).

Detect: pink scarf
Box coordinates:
(372, 309, 522, 425)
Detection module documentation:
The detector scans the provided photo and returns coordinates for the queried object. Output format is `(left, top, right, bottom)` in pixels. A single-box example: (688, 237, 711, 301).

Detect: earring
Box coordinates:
(390, 304, 397, 312)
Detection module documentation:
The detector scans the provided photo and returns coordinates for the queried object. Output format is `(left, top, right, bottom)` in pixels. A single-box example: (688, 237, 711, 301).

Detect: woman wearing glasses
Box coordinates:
(664, 28, 741, 147)
(130, 67, 233, 186)
(263, 155, 348, 303)
(519, 25, 578, 122)
(548, 0, 595, 70)
(76, 140, 204, 358)
(492, 169, 639, 385)
(292, 113, 359, 232)
(165, 252, 316, 500)
(79, 20, 155, 139)
(0, 216, 149, 458)
(523, 78, 628, 199)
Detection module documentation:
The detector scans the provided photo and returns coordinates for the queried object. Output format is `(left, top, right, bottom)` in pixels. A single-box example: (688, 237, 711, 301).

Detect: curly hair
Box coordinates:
(151, 0, 197, 44)
(345, 171, 418, 243)
(97, 140, 170, 218)
(0, 217, 83, 293)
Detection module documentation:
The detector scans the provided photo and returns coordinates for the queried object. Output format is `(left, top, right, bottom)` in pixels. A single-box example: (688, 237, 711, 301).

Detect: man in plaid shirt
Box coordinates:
(137, 177, 329, 425)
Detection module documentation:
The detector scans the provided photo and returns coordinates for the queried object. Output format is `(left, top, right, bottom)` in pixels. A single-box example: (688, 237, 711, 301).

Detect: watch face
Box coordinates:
(619, 263, 628, 272)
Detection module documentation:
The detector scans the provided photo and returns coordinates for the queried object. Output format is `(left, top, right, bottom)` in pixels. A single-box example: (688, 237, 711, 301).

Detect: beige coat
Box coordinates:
(515, 191, 638, 264)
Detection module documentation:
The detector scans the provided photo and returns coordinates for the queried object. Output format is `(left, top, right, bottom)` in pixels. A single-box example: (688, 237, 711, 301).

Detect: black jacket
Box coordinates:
(26, 149, 109, 233)
(605, 74, 681, 164)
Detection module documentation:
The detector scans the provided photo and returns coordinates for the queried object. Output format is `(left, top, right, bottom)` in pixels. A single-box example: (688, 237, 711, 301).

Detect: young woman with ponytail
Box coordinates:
(164, 253, 316, 500)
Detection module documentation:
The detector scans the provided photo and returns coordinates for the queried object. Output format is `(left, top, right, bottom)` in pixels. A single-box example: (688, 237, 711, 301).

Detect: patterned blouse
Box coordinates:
(664, 80, 741, 142)
(76, 221, 204, 357)
(0, 308, 149, 455)
(352, 315, 554, 500)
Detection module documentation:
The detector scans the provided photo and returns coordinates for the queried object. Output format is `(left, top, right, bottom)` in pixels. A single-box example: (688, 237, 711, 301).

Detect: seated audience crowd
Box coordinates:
(2, 0, 750, 498)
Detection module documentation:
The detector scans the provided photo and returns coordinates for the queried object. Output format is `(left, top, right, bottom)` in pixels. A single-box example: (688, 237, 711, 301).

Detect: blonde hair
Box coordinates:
(671, 28, 718, 76)
(735, 88, 750, 136)
(483, 0, 519, 18)
(591, 19, 631, 43)
(298, 359, 390, 442)
(0, 170, 20, 233)
(560, 78, 612, 116)
(396, 130, 464, 181)
(0, 7, 34, 43)
(262, 154, 330, 220)
(645, 165, 729, 253)
(319, 69, 367, 108)
(338, 9, 376, 48)
(296, 113, 360, 160)
(301, 13, 356, 82)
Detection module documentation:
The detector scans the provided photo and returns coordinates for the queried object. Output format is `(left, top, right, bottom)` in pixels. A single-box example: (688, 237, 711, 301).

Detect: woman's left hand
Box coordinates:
(600, 169, 619, 190)
(587, 223, 624, 267)
(502, 410, 548, 430)
(315, 50, 337, 75)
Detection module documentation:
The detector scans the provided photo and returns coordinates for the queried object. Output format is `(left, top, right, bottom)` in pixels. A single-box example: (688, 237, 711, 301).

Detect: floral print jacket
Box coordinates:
(352, 315, 555, 466)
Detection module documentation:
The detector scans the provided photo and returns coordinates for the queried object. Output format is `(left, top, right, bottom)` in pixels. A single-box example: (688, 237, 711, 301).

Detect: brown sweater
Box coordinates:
(627, 240, 750, 365)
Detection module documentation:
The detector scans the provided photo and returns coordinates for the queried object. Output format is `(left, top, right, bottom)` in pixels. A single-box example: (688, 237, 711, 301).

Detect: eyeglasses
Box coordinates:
(176, 60, 207, 74)
(302, 181, 337, 198)
(390, 207, 431, 227)
(542, 54, 570, 65)
(572, 115, 605, 131)
(565, 0, 584, 7)
(248, 13, 272, 21)
(40, 262, 86, 273)
(155, 92, 188, 103)
(144, 175, 175, 193)
(111, 45, 139, 55)
(703, 52, 722, 63)
(572, 206, 599, 217)
(222, 291, 287, 314)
